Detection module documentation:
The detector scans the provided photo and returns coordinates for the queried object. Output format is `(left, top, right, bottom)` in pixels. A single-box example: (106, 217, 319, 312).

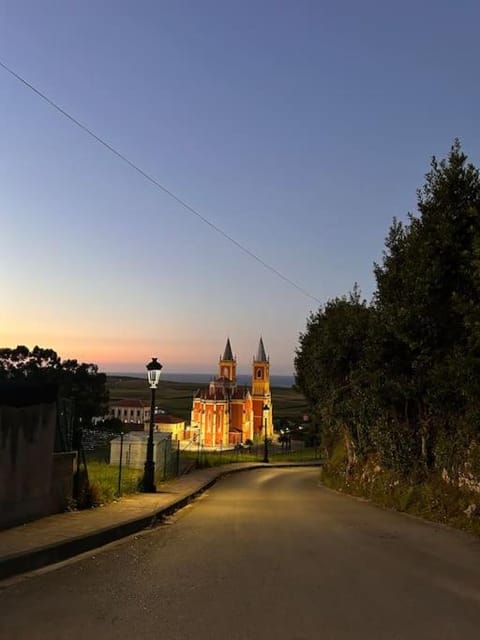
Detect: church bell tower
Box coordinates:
(219, 338, 237, 382)
(252, 337, 272, 438)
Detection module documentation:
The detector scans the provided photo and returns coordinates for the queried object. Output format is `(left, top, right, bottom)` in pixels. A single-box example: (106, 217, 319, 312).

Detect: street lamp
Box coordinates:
(262, 403, 270, 464)
(141, 356, 163, 492)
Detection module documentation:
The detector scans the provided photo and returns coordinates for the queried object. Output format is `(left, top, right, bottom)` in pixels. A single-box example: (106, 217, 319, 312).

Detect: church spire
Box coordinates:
(223, 338, 234, 361)
(256, 337, 268, 362)
(219, 338, 236, 383)
(252, 337, 271, 440)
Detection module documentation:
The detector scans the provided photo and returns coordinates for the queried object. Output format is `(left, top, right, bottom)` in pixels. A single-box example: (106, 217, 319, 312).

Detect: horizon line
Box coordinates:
(106, 370, 295, 377)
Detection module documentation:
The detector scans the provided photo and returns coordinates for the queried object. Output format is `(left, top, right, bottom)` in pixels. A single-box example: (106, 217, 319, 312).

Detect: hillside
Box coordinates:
(107, 376, 308, 424)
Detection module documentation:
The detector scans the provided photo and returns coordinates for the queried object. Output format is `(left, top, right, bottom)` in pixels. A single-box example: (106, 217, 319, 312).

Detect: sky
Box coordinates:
(1, 1, 479, 375)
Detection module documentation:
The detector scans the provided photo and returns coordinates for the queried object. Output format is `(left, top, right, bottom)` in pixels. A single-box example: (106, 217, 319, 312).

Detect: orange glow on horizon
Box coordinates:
(1, 328, 289, 373)
(0, 333, 228, 372)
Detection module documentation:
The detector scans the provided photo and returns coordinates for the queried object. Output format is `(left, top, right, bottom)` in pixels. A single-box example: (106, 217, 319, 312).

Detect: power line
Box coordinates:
(0, 58, 322, 305)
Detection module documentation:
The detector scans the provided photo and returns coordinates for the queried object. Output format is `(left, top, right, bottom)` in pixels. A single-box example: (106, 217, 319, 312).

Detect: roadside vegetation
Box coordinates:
(295, 141, 480, 534)
(67, 375, 310, 506)
(0, 346, 108, 427)
(183, 444, 320, 469)
(84, 461, 142, 504)
(83, 439, 319, 506)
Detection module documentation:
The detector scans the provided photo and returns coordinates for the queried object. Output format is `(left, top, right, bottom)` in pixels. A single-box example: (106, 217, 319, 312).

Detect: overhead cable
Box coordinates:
(0, 58, 321, 305)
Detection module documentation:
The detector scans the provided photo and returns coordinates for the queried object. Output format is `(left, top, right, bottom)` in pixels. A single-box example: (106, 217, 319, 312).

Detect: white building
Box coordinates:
(109, 399, 151, 425)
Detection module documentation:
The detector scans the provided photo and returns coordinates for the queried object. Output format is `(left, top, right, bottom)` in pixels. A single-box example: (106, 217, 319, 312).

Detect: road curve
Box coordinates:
(1, 468, 480, 639)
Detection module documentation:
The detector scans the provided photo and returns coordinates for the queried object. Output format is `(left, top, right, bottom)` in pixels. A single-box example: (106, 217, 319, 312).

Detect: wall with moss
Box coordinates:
(321, 439, 480, 536)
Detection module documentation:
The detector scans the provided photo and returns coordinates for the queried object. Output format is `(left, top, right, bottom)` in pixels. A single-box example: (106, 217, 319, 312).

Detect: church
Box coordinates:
(190, 338, 273, 447)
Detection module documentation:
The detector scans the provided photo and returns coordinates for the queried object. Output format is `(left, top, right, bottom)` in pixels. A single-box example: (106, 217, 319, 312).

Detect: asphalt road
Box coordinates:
(1, 468, 480, 640)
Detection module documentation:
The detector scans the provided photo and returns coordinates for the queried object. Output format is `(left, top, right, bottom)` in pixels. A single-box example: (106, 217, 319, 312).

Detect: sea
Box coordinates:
(109, 372, 295, 388)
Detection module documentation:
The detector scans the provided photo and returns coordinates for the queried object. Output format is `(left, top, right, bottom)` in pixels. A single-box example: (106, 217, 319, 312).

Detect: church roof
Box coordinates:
(194, 384, 250, 402)
(256, 337, 268, 362)
(153, 413, 184, 424)
(231, 387, 248, 399)
(222, 338, 234, 361)
(195, 387, 228, 401)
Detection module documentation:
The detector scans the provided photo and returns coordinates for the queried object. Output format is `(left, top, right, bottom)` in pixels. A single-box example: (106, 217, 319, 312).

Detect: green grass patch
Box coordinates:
(180, 446, 320, 469)
(86, 461, 143, 504)
(81, 438, 319, 507)
(85, 446, 110, 463)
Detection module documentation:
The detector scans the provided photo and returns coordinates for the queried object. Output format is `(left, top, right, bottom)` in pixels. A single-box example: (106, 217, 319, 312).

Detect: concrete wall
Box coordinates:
(0, 384, 76, 530)
(0, 400, 56, 530)
(49, 452, 76, 512)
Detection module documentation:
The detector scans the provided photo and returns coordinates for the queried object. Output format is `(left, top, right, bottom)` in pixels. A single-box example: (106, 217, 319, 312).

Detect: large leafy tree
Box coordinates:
(295, 287, 373, 464)
(374, 140, 480, 465)
(0, 345, 108, 424)
(296, 140, 480, 476)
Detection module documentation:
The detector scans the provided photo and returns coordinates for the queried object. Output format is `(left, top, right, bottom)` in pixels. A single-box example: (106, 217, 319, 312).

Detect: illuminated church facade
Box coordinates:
(190, 338, 273, 447)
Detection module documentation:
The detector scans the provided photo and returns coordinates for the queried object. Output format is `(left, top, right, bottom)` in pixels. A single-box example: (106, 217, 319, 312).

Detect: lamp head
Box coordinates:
(146, 357, 163, 389)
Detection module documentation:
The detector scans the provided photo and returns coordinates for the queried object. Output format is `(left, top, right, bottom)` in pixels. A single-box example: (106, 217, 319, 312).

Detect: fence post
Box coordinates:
(163, 440, 168, 481)
(117, 432, 124, 497)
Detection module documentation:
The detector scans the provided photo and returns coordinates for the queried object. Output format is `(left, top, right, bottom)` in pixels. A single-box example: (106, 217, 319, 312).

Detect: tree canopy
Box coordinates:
(0, 345, 108, 425)
(295, 140, 480, 476)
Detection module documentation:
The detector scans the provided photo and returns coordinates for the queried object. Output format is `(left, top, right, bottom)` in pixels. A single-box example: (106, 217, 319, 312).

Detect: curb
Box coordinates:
(0, 461, 321, 581)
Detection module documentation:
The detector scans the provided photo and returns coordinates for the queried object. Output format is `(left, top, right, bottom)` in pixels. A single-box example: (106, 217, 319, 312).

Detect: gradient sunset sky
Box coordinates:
(1, 1, 479, 374)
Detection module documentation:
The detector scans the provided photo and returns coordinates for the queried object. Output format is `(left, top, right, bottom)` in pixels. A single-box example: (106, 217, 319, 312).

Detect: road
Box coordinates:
(1, 468, 480, 639)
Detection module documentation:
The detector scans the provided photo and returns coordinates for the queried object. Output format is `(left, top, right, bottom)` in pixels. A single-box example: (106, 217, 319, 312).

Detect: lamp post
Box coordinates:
(262, 403, 270, 463)
(141, 357, 163, 492)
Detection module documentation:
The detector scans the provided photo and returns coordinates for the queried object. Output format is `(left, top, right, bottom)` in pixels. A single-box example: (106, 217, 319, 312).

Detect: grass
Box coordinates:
(84, 445, 178, 504)
(84, 447, 142, 504)
(107, 375, 309, 423)
(107, 377, 203, 421)
(84, 377, 311, 505)
(86, 461, 143, 504)
(181, 445, 320, 468)
(82, 441, 319, 506)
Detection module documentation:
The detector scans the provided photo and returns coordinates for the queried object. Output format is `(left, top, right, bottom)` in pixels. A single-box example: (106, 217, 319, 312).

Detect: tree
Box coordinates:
(295, 140, 480, 479)
(97, 417, 125, 433)
(0, 346, 108, 425)
(374, 140, 480, 468)
(295, 286, 374, 466)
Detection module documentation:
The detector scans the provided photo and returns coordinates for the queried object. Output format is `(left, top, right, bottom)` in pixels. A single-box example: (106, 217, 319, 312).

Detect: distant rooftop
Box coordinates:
(153, 414, 184, 424)
(110, 398, 148, 408)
